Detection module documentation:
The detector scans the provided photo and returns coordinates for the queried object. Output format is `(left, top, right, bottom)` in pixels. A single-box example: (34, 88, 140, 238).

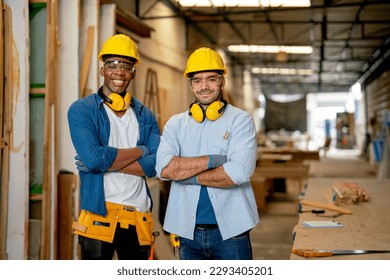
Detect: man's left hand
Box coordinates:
(75, 155, 91, 173)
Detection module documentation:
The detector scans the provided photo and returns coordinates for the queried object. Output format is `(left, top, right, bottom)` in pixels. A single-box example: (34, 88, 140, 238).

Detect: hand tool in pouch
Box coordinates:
(170, 234, 180, 256)
(148, 231, 160, 260)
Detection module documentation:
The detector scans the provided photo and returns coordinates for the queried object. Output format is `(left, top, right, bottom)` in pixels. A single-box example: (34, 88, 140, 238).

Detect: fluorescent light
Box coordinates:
(177, 0, 311, 7)
(228, 45, 313, 54)
(252, 67, 313, 75)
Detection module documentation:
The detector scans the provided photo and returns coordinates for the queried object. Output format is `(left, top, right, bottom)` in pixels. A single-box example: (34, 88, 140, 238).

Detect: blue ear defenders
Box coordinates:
(98, 87, 132, 111)
(189, 98, 227, 123)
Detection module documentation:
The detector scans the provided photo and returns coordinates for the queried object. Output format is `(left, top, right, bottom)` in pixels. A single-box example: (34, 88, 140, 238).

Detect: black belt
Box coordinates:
(195, 224, 218, 229)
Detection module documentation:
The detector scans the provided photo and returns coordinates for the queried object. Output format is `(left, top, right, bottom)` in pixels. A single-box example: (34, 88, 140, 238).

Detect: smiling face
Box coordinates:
(189, 71, 225, 107)
(100, 56, 135, 96)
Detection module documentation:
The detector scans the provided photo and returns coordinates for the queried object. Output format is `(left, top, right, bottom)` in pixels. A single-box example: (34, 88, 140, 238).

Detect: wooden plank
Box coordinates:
(258, 147, 320, 161)
(299, 199, 352, 214)
(57, 173, 76, 259)
(257, 160, 307, 167)
(41, 0, 58, 260)
(51, 0, 59, 260)
(255, 165, 309, 178)
(0, 1, 10, 260)
(116, 6, 154, 38)
(80, 0, 99, 96)
(29, 87, 46, 94)
(29, 194, 43, 201)
(29, 0, 48, 3)
(0, 0, 5, 260)
(80, 26, 94, 98)
(259, 154, 293, 161)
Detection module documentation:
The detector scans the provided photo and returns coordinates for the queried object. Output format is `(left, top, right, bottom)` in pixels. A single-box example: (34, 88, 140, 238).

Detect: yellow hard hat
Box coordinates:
(184, 47, 227, 78)
(98, 34, 140, 64)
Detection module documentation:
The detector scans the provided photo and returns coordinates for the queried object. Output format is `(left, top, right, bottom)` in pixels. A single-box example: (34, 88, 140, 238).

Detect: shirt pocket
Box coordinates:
(210, 131, 230, 154)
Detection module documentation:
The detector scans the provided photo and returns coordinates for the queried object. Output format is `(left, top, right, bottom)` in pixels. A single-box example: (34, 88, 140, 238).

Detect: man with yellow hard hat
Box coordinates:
(68, 34, 160, 260)
(156, 47, 259, 260)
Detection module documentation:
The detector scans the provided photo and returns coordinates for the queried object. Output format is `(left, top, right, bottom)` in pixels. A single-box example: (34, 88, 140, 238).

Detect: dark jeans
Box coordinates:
(179, 227, 253, 260)
(79, 223, 150, 260)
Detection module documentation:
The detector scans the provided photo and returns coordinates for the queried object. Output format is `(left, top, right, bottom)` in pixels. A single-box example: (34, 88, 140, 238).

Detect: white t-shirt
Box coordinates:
(103, 104, 151, 212)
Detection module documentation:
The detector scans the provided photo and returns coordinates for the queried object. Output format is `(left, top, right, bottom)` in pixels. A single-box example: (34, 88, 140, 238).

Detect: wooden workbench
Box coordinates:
(291, 178, 390, 260)
(258, 147, 320, 161)
(253, 148, 319, 205)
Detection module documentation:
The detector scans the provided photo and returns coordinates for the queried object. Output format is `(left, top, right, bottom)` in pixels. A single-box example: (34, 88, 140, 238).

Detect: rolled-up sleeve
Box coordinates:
(155, 117, 180, 179)
(68, 101, 117, 173)
(223, 113, 257, 185)
(137, 110, 161, 178)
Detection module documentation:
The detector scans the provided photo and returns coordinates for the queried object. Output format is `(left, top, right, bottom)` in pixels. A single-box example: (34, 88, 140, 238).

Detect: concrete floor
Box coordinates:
(251, 148, 377, 260)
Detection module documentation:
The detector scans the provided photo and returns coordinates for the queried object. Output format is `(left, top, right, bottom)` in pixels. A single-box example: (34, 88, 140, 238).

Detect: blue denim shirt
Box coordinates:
(68, 93, 160, 215)
(155, 105, 259, 240)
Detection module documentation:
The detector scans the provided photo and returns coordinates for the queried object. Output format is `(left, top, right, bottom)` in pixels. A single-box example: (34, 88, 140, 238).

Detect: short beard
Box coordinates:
(195, 89, 222, 106)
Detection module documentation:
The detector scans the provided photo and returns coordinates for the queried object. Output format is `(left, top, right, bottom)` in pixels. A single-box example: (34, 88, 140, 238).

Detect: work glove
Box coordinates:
(177, 176, 198, 185)
(208, 154, 227, 169)
(137, 145, 150, 158)
(75, 155, 91, 173)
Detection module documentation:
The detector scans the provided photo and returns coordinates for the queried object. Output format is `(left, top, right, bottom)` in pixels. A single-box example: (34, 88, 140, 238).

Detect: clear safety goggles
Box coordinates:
(189, 75, 222, 89)
(104, 60, 135, 74)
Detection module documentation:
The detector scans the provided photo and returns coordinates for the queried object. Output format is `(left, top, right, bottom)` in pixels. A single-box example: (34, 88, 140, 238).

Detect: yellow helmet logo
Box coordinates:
(184, 47, 227, 78)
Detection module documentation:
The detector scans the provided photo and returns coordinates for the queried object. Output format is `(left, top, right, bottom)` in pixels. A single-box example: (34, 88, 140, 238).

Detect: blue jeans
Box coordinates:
(179, 227, 253, 260)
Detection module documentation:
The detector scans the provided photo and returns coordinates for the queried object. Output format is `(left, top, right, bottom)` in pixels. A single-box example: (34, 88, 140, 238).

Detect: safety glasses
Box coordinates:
(104, 60, 135, 74)
(189, 75, 222, 89)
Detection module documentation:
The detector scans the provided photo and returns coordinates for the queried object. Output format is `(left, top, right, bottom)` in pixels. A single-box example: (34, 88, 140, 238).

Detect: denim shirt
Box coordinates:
(155, 104, 259, 240)
(68, 93, 160, 215)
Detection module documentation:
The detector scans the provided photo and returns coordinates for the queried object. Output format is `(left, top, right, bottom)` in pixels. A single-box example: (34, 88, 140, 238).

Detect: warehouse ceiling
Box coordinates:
(140, 0, 390, 95)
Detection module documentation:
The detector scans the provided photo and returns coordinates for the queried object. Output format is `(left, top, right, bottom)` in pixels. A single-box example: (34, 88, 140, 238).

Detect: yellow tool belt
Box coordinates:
(72, 202, 154, 245)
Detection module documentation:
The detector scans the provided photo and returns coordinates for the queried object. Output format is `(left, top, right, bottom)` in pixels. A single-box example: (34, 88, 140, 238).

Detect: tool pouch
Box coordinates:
(72, 209, 117, 243)
(135, 212, 154, 246)
(73, 202, 154, 246)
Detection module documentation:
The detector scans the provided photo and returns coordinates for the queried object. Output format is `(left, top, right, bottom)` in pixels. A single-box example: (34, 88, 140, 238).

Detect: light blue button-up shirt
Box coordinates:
(155, 104, 259, 240)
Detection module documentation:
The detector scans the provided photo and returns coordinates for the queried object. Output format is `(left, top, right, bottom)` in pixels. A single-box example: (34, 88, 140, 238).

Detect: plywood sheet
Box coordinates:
(291, 178, 390, 260)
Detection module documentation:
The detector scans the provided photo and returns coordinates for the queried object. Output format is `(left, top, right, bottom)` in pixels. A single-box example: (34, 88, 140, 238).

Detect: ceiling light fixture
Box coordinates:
(177, 0, 311, 7)
(228, 45, 313, 54)
(252, 67, 313, 75)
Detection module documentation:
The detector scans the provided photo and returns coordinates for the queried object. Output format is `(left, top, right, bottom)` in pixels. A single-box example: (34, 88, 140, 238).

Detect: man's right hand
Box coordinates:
(177, 176, 198, 185)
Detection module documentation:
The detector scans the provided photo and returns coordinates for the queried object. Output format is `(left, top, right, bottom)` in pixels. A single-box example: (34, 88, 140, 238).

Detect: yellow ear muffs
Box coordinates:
(107, 92, 131, 111)
(98, 87, 131, 111)
(189, 99, 227, 123)
(189, 102, 205, 123)
(205, 100, 226, 121)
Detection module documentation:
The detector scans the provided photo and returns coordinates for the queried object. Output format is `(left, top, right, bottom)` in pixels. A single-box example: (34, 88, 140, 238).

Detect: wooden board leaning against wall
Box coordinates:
(28, 0, 58, 260)
(0, 0, 10, 261)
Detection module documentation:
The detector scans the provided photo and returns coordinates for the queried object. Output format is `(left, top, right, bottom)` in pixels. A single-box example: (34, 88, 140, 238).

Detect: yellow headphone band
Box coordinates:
(189, 98, 228, 123)
(98, 87, 132, 111)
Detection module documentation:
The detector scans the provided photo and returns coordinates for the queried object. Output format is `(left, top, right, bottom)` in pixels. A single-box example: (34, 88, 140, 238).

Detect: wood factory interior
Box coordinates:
(1, 0, 390, 262)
